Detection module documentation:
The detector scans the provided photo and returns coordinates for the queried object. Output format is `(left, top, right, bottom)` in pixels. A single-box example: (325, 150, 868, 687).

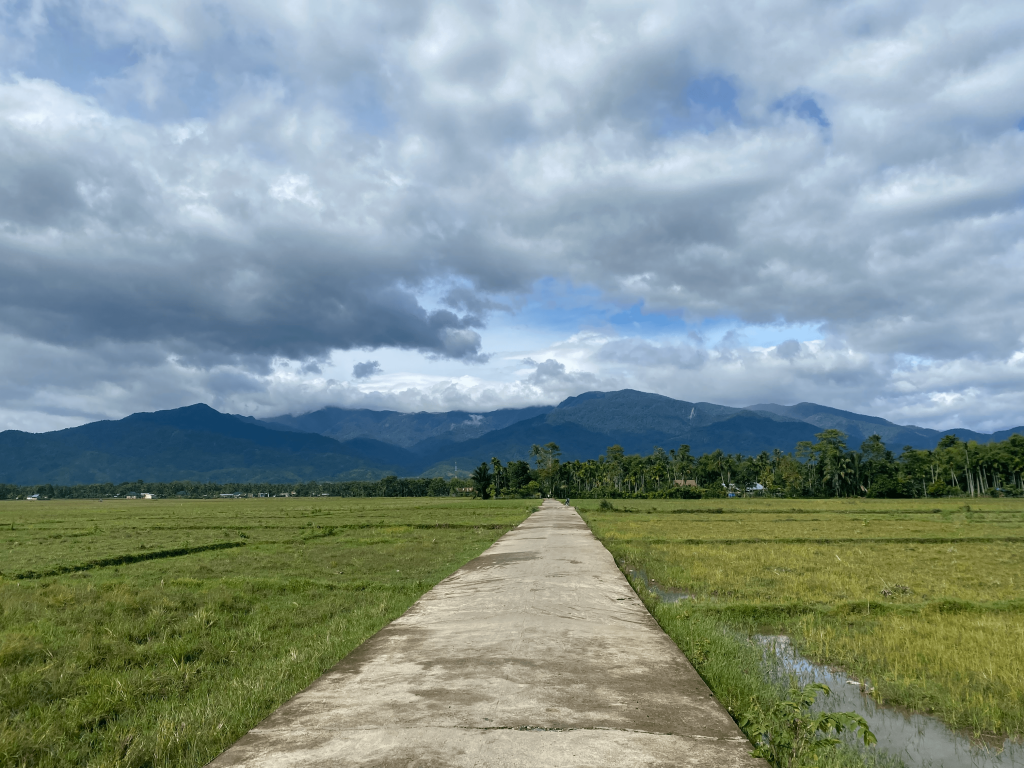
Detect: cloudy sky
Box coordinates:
(1, 0, 1022, 434)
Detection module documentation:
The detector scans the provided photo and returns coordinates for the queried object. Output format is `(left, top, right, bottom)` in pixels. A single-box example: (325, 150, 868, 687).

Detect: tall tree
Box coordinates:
(490, 457, 503, 497)
(530, 442, 562, 496)
(507, 460, 532, 493)
(812, 429, 850, 497)
(859, 434, 894, 495)
(471, 462, 493, 500)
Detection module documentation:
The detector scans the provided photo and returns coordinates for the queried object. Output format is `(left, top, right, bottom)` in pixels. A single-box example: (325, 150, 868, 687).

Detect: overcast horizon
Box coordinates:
(1, 1, 1022, 435)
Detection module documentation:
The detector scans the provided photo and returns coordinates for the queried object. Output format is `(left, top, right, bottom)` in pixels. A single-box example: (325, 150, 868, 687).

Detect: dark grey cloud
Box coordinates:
(526, 358, 567, 386)
(524, 358, 599, 392)
(352, 360, 381, 379)
(773, 340, 803, 361)
(0, 78, 486, 364)
(441, 285, 511, 316)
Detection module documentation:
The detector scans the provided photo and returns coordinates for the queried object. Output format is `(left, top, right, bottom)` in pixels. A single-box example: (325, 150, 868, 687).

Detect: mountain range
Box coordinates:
(1, 390, 1020, 485)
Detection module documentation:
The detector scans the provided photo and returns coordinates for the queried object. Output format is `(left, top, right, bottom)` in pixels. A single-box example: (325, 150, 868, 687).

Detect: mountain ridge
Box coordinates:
(1, 391, 1020, 485)
(745, 402, 1021, 447)
(261, 404, 554, 448)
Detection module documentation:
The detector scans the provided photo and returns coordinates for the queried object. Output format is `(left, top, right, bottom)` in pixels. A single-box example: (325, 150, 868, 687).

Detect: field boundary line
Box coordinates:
(611, 536, 1024, 545)
(665, 599, 1024, 618)
(103, 522, 522, 532)
(5, 541, 247, 580)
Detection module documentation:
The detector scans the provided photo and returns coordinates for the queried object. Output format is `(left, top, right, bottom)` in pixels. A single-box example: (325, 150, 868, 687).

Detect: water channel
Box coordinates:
(626, 568, 1023, 767)
(757, 635, 1023, 767)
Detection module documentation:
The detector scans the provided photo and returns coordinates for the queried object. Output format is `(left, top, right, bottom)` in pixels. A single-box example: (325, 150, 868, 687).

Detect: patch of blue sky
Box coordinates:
(419, 278, 824, 362)
(337, 74, 395, 136)
(687, 76, 741, 121)
(107, 70, 228, 123)
(4, 3, 274, 122)
(509, 279, 610, 336)
(651, 74, 742, 137)
(498, 279, 824, 349)
(893, 352, 935, 369)
(8, 6, 138, 95)
(605, 302, 683, 334)
(517, 278, 696, 337)
(1018, 117, 1024, 131)
(424, 278, 625, 357)
(772, 90, 831, 130)
(6, 14, 222, 121)
(699, 319, 823, 349)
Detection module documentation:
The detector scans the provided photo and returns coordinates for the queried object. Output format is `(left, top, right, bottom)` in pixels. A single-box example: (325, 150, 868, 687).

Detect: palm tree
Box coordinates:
(471, 463, 493, 500)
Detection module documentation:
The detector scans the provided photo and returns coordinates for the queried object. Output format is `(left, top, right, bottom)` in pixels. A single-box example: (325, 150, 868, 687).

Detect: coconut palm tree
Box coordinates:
(471, 463, 493, 500)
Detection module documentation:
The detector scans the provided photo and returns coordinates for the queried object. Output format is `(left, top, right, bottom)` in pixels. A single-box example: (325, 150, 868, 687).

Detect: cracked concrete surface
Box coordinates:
(207, 501, 765, 767)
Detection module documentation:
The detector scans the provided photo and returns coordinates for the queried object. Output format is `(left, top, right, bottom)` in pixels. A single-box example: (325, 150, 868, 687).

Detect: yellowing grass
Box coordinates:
(586, 511, 1024, 544)
(615, 540, 1024, 604)
(797, 610, 1024, 736)
(582, 503, 1024, 739)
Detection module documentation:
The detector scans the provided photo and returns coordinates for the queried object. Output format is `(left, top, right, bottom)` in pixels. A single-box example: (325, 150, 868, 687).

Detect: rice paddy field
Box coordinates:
(0, 497, 536, 768)
(5, 495, 1022, 768)
(577, 497, 1024, 753)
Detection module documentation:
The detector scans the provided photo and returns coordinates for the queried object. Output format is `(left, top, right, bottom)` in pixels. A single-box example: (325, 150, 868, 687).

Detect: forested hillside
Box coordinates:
(1, 391, 1019, 486)
(6, 429, 1021, 501)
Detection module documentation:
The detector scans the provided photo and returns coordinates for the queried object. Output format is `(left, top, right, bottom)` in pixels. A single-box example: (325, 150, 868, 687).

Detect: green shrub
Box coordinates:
(739, 683, 876, 767)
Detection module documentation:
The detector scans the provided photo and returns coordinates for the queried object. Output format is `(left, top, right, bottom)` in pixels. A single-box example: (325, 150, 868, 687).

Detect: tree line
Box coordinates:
(4, 429, 1022, 501)
(470, 430, 1024, 499)
(0, 476, 456, 500)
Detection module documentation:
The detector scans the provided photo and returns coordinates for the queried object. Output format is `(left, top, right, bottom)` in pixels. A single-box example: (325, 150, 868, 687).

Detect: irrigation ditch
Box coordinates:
(626, 564, 1024, 767)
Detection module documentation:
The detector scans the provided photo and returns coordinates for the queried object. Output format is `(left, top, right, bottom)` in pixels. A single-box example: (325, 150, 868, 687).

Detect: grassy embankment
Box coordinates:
(0, 497, 535, 768)
(578, 497, 1024, 765)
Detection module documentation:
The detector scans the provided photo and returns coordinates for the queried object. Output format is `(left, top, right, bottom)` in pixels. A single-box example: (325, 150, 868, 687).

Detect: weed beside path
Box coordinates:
(579, 498, 1024, 765)
(0, 497, 534, 768)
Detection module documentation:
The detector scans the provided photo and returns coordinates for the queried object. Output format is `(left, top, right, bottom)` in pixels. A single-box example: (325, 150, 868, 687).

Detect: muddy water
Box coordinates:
(758, 635, 1023, 768)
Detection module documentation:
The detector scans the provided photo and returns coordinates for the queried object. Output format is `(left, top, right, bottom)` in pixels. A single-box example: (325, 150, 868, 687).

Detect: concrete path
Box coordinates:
(209, 501, 764, 767)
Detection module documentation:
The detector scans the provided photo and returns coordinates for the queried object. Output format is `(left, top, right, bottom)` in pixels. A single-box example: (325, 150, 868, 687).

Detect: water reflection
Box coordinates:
(757, 635, 1023, 768)
(626, 566, 691, 603)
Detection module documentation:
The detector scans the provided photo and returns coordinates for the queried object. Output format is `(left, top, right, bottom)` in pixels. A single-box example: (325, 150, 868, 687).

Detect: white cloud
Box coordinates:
(0, 0, 1022, 433)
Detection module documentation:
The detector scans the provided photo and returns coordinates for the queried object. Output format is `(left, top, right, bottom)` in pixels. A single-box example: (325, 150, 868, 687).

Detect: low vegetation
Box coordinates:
(1, 476, 467, 501)
(0, 497, 535, 768)
(740, 682, 876, 768)
(579, 497, 1024, 765)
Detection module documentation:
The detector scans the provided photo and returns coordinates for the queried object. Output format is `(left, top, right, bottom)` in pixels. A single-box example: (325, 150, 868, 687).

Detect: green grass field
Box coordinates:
(577, 497, 1024, 745)
(0, 497, 535, 768)
(6, 495, 1021, 768)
